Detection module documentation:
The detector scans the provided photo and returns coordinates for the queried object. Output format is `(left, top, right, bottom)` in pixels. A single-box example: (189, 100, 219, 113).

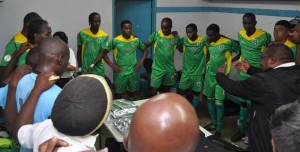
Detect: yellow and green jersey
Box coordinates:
(77, 28, 109, 76)
(0, 32, 27, 66)
(283, 39, 297, 58)
(238, 29, 271, 68)
(206, 36, 240, 76)
(179, 35, 208, 75)
(107, 35, 146, 76)
(148, 30, 180, 72)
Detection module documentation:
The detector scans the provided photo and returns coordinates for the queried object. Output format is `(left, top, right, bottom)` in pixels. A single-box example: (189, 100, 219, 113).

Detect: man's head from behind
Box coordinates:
(23, 12, 42, 30)
(270, 100, 300, 152)
(51, 74, 112, 136)
(26, 47, 39, 69)
(124, 93, 199, 152)
(37, 37, 69, 76)
(261, 44, 294, 71)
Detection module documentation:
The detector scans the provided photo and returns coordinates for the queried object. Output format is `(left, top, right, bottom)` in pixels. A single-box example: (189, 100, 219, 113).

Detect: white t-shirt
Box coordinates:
(61, 48, 77, 78)
(18, 119, 97, 152)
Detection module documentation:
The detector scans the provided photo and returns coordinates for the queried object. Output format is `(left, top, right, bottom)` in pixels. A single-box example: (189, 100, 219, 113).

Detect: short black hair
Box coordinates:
(27, 19, 48, 44)
(206, 24, 220, 34)
(161, 17, 172, 27)
(120, 20, 132, 28)
(186, 23, 197, 31)
(275, 20, 292, 30)
(265, 44, 294, 63)
(243, 12, 256, 21)
(53, 31, 68, 44)
(89, 12, 100, 23)
(270, 100, 300, 152)
(26, 47, 39, 69)
(23, 12, 42, 26)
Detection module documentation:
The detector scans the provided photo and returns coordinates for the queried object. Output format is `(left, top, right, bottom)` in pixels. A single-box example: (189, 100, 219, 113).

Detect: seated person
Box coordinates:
(270, 100, 300, 152)
(123, 93, 199, 152)
(16, 74, 112, 152)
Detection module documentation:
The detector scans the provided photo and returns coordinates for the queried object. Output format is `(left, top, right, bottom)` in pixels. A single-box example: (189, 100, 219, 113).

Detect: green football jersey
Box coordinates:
(77, 28, 109, 76)
(206, 36, 240, 76)
(0, 32, 27, 66)
(148, 30, 180, 71)
(238, 29, 271, 68)
(284, 39, 297, 58)
(107, 35, 146, 76)
(180, 35, 208, 75)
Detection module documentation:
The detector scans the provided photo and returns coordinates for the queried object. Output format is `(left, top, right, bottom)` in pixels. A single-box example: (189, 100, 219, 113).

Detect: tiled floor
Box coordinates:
(197, 97, 249, 150)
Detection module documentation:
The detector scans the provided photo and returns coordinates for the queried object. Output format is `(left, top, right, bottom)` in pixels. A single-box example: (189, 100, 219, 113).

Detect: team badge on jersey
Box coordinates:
(219, 45, 224, 50)
(131, 42, 136, 48)
(252, 39, 258, 45)
(197, 82, 202, 87)
(97, 38, 103, 43)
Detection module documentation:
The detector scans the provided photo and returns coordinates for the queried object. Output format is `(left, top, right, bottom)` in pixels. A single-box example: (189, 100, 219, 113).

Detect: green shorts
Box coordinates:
(203, 73, 225, 100)
(150, 69, 177, 88)
(179, 73, 204, 92)
(238, 70, 251, 104)
(114, 72, 137, 94)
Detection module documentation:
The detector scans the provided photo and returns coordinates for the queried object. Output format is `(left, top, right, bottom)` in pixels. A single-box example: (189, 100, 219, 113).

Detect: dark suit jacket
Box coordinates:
(216, 65, 300, 152)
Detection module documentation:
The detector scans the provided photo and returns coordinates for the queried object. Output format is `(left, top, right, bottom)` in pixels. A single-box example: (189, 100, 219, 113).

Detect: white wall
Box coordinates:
(1, 0, 300, 80)
(156, 0, 300, 71)
(0, 0, 113, 79)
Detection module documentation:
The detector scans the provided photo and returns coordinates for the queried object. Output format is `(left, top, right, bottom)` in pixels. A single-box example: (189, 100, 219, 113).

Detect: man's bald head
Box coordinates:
(124, 93, 199, 152)
(261, 44, 294, 70)
(37, 37, 69, 76)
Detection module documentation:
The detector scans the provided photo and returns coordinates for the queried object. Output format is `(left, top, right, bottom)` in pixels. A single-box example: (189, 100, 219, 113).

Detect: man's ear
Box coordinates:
(34, 33, 39, 43)
(269, 56, 277, 65)
(123, 131, 130, 151)
(57, 55, 63, 65)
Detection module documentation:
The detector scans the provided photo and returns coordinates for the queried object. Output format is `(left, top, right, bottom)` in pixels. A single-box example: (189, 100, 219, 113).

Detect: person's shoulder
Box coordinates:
(98, 29, 109, 37)
(18, 73, 35, 86)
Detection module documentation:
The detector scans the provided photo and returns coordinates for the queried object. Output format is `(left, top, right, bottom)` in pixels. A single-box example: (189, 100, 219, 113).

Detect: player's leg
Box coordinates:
(150, 69, 164, 96)
(203, 73, 217, 131)
(114, 74, 127, 99)
(214, 85, 226, 137)
(127, 72, 138, 101)
(191, 75, 204, 109)
(161, 70, 177, 93)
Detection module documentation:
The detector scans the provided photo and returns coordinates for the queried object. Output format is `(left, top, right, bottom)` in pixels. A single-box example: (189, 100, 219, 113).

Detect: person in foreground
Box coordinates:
(123, 93, 200, 152)
(216, 44, 300, 152)
(16, 74, 112, 152)
(270, 100, 300, 152)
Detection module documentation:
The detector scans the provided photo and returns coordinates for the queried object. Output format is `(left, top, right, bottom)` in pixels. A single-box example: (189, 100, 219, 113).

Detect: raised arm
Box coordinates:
(1, 43, 34, 83)
(13, 71, 57, 139)
(4, 65, 32, 134)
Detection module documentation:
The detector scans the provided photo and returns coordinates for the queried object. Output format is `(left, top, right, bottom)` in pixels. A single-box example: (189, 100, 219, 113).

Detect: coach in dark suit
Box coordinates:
(216, 44, 300, 152)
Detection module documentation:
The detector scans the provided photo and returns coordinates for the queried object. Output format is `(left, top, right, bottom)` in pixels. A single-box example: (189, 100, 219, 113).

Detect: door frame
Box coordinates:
(112, 0, 156, 37)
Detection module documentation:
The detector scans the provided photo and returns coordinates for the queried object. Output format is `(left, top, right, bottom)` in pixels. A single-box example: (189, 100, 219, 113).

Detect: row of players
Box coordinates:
(0, 11, 298, 149)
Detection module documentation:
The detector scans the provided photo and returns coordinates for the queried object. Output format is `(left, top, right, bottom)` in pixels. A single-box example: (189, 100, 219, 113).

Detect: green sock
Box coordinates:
(207, 98, 216, 126)
(216, 100, 224, 132)
(192, 95, 199, 108)
(239, 106, 248, 133)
